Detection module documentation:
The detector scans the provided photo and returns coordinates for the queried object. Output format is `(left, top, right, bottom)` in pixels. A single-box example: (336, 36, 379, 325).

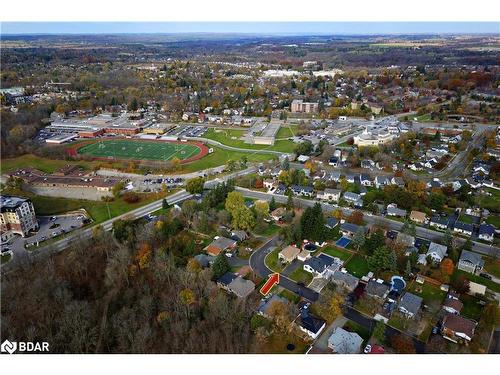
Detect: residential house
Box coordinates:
(325, 217, 339, 230)
(430, 216, 449, 230)
(231, 230, 248, 242)
(343, 192, 362, 204)
(442, 314, 477, 343)
(391, 177, 405, 188)
(329, 156, 339, 167)
(206, 236, 237, 256)
(340, 222, 364, 238)
(398, 292, 423, 318)
(298, 308, 326, 340)
(291, 184, 314, 197)
(193, 254, 215, 268)
(386, 204, 407, 218)
(468, 281, 486, 296)
(410, 210, 427, 224)
(263, 179, 278, 192)
(396, 232, 415, 248)
(374, 176, 390, 189)
(327, 327, 363, 354)
(366, 279, 390, 300)
(426, 242, 448, 263)
(303, 254, 335, 276)
(453, 221, 473, 237)
(297, 250, 311, 262)
(328, 171, 341, 182)
(317, 188, 341, 202)
(361, 159, 375, 169)
(217, 272, 237, 291)
(329, 270, 359, 292)
(478, 224, 495, 242)
(345, 174, 356, 184)
(297, 155, 310, 163)
(227, 276, 255, 298)
(270, 207, 286, 222)
(278, 245, 301, 263)
(442, 294, 464, 315)
(458, 250, 484, 274)
(360, 174, 373, 187)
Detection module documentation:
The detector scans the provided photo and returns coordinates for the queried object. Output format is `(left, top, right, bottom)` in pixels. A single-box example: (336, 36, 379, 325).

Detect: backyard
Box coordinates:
(321, 246, 351, 261)
(345, 255, 370, 278)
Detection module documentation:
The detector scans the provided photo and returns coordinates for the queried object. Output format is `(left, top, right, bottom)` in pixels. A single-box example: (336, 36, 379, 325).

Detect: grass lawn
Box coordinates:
(77, 139, 201, 161)
(459, 215, 474, 224)
(288, 267, 314, 285)
(387, 313, 410, 331)
(321, 246, 351, 261)
(266, 247, 285, 273)
(485, 215, 500, 228)
(484, 257, 500, 279)
(345, 255, 370, 278)
(0, 154, 114, 174)
(204, 128, 296, 153)
(276, 125, 298, 139)
(1, 253, 12, 264)
(451, 269, 500, 293)
(254, 331, 309, 354)
(476, 188, 500, 214)
(409, 283, 446, 305)
(460, 295, 483, 321)
(180, 145, 275, 173)
(278, 289, 301, 304)
(254, 223, 281, 237)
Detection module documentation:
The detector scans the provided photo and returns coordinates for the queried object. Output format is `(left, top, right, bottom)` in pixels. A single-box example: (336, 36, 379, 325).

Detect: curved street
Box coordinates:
(249, 235, 319, 302)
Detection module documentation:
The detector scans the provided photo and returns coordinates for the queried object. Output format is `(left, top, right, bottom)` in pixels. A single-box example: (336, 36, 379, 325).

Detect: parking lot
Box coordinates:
(1, 214, 88, 260)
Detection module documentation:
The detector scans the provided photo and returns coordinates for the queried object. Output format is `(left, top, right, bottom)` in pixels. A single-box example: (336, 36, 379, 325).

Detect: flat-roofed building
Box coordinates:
(1, 195, 38, 240)
(291, 99, 319, 114)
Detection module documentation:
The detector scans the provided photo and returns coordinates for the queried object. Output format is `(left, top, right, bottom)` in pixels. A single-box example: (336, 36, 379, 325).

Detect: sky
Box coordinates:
(2, 22, 499, 35)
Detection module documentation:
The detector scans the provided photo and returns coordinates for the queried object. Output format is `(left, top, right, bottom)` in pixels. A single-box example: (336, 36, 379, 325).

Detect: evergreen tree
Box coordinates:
(269, 197, 277, 212)
(212, 254, 230, 281)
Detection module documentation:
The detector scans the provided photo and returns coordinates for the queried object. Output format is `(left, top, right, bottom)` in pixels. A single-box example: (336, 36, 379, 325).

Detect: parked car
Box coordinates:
(364, 345, 372, 354)
(479, 273, 492, 280)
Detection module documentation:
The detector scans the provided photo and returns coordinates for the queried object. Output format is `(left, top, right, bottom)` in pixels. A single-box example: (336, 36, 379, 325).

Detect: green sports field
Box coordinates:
(77, 140, 201, 161)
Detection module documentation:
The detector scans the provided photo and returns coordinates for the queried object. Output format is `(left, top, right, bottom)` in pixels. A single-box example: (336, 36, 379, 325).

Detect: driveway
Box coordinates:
(313, 315, 348, 352)
(249, 236, 319, 302)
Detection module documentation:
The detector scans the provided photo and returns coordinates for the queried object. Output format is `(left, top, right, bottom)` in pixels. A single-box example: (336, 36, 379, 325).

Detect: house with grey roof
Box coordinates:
(340, 222, 364, 237)
(366, 279, 390, 300)
(458, 250, 484, 274)
(327, 327, 363, 354)
(426, 242, 448, 263)
(343, 191, 361, 203)
(374, 175, 390, 188)
(227, 276, 255, 298)
(398, 292, 423, 318)
(386, 204, 407, 218)
(329, 270, 359, 291)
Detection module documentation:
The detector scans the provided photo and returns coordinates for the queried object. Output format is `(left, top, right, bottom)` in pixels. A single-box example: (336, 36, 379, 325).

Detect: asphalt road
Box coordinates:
(249, 236, 319, 302)
(344, 306, 426, 353)
(1, 190, 193, 273)
(1, 167, 257, 274)
(236, 187, 500, 259)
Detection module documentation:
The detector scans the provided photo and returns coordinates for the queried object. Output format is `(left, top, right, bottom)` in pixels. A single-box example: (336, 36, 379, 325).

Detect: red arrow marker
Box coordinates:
(260, 273, 280, 296)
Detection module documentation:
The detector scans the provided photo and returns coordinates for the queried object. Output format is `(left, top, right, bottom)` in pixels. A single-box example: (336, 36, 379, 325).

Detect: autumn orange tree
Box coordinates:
(391, 334, 416, 354)
(440, 258, 455, 277)
(136, 243, 152, 270)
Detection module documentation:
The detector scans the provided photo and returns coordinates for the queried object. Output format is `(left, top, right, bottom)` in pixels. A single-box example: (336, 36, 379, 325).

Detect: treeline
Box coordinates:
(1, 224, 256, 353)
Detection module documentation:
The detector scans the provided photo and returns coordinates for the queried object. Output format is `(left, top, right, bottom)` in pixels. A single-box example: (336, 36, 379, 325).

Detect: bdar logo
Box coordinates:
(1, 340, 17, 354)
